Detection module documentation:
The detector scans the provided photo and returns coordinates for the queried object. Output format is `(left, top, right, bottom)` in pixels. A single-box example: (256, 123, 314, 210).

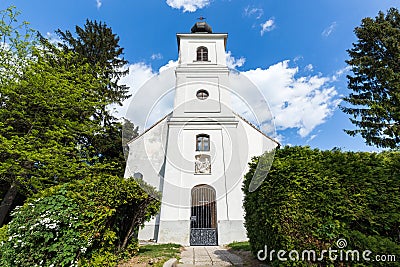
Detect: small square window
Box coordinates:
(196, 46, 208, 61)
(196, 134, 210, 151)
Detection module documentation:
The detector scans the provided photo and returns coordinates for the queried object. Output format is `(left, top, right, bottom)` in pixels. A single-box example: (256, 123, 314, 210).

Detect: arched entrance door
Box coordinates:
(190, 184, 217, 246)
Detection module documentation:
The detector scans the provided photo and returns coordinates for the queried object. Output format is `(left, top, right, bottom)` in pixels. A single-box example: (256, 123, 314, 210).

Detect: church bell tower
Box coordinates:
(157, 21, 245, 245)
(127, 21, 279, 246)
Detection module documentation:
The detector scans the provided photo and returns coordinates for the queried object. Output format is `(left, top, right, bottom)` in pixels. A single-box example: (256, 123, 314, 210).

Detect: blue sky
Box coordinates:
(1, 0, 399, 151)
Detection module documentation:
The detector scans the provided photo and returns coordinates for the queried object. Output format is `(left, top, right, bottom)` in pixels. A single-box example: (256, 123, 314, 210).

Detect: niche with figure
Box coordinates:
(195, 154, 211, 174)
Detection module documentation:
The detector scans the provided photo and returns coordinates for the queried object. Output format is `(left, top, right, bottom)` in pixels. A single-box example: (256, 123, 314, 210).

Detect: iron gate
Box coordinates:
(190, 184, 217, 246)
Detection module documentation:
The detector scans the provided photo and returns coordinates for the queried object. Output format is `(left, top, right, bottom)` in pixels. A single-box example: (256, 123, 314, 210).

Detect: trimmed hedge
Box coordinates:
(243, 146, 400, 266)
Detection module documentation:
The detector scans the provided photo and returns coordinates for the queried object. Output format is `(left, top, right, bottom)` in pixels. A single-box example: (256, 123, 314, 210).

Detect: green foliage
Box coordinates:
(122, 118, 139, 160)
(1, 191, 86, 266)
(0, 47, 106, 196)
(0, 225, 8, 247)
(1, 175, 160, 267)
(342, 8, 400, 148)
(243, 146, 400, 266)
(55, 19, 130, 107)
(0, 7, 137, 224)
(0, 7, 144, 264)
(0, 6, 36, 84)
(346, 231, 400, 267)
(44, 19, 136, 177)
(227, 241, 251, 251)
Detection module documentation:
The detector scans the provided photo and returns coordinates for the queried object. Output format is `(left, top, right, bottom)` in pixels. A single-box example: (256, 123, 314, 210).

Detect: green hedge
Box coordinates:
(243, 146, 400, 266)
(0, 175, 160, 267)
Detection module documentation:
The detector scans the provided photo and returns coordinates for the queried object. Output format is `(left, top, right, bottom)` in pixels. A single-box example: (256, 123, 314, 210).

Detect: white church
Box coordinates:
(124, 21, 279, 246)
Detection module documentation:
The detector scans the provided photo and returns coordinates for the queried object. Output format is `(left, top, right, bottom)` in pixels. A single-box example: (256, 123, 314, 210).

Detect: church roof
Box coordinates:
(127, 111, 280, 148)
(233, 112, 281, 148)
(126, 112, 172, 145)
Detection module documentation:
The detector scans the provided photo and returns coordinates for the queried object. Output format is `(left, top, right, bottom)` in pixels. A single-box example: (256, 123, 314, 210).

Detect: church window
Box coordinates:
(133, 172, 143, 180)
(196, 89, 209, 100)
(196, 134, 210, 151)
(196, 46, 208, 61)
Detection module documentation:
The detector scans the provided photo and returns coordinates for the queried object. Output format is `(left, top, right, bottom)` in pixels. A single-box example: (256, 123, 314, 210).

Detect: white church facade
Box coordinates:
(124, 22, 279, 246)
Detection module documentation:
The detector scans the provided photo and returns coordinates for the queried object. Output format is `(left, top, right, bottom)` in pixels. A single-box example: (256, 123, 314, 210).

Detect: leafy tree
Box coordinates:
(342, 8, 400, 148)
(51, 20, 135, 175)
(0, 6, 38, 225)
(0, 10, 137, 225)
(122, 118, 139, 159)
(0, 45, 107, 225)
(0, 6, 36, 84)
(90, 118, 138, 176)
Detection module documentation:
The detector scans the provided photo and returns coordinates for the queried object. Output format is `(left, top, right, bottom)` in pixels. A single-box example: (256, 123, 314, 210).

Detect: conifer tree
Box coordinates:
(342, 8, 400, 148)
(54, 20, 136, 174)
(56, 19, 130, 108)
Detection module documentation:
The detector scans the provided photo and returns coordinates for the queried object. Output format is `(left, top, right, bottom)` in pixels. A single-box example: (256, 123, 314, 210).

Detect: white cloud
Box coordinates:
(112, 61, 178, 131)
(96, 0, 102, 9)
(335, 66, 351, 76)
(111, 63, 155, 119)
(45, 32, 62, 45)
(293, 55, 303, 63)
(114, 58, 340, 138)
(166, 0, 210, 12)
(305, 64, 313, 72)
(159, 59, 178, 73)
(307, 134, 317, 142)
(260, 18, 275, 36)
(150, 53, 163, 60)
(244, 6, 264, 19)
(225, 51, 245, 69)
(242, 60, 340, 137)
(332, 66, 351, 81)
(322, 22, 337, 37)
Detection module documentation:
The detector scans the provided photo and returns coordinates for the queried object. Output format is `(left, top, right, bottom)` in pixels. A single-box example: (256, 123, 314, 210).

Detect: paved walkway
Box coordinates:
(178, 246, 243, 266)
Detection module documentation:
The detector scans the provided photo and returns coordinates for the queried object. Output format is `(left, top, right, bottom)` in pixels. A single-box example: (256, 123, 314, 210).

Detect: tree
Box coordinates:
(0, 6, 36, 84)
(52, 20, 135, 175)
(55, 19, 130, 123)
(342, 8, 400, 148)
(0, 10, 137, 225)
(0, 6, 38, 225)
(0, 45, 107, 225)
(122, 118, 139, 159)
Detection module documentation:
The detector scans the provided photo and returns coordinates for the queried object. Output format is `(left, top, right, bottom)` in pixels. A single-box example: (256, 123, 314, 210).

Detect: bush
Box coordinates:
(0, 175, 160, 267)
(243, 146, 400, 266)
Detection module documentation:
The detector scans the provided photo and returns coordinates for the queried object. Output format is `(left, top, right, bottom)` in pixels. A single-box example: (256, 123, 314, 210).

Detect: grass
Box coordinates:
(227, 241, 251, 251)
(119, 243, 181, 267)
(227, 241, 265, 266)
(138, 243, 181, 259)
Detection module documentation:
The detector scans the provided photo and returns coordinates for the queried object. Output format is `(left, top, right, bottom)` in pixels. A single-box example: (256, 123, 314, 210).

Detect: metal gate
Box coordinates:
(190, 184, 217, 246)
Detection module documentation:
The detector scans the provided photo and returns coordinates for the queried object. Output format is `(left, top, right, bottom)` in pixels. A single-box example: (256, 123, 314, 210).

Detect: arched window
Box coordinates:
(196, 46, 208, 61)
(196, 134, 210, 151)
